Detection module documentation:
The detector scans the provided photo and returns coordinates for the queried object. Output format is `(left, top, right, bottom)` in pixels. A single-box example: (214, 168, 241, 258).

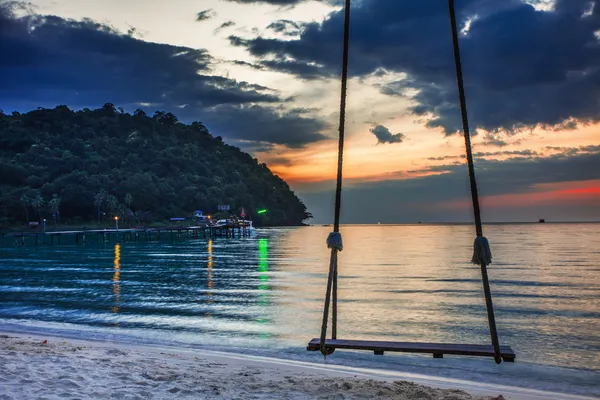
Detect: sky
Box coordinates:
(1, 0, 599, 223)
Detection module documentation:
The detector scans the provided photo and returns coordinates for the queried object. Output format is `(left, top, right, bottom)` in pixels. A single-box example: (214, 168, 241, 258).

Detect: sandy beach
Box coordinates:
(0, 332, 591, 400)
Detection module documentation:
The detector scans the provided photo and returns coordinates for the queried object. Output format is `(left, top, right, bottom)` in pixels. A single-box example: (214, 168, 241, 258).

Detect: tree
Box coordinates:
(124, 193, 133, 209)
(48, 194, 61, 226)
(0, 105, 312, 226)
(31, 194, 45, 222)
(116, 203, 126, 220)
(19, 192, 31, 223)
(105, 194, 118, 217)
(93, 189, 107, 223)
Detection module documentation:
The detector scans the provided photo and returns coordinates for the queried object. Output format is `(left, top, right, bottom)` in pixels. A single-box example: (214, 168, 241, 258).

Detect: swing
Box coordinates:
(306, 0, 515, 364)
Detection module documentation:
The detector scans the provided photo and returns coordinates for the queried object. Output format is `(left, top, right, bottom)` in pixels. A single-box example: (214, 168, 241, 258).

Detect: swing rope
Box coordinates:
(319, 0, 351, 357)
(448, 0, 502, 364)
(319, 0, 503, 364)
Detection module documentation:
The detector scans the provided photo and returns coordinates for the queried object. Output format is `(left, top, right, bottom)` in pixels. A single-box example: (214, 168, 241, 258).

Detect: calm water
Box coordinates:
(1, 224, 599, 396)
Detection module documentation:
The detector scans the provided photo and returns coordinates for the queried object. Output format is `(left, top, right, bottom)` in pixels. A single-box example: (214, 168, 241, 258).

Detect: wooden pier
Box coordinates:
(0, 224, 254, 247)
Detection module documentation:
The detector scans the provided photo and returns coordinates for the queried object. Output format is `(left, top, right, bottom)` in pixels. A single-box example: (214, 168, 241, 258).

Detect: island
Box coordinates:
(0, 104, 311, 228)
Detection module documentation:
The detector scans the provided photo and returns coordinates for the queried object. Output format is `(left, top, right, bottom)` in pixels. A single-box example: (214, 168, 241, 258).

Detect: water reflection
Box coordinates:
(1, 224, 599, 375)
(257, 238, 271, 338)
(112, 244, 121, 313)
(206, 240, 214, 317)
(207, 239, 213, 290)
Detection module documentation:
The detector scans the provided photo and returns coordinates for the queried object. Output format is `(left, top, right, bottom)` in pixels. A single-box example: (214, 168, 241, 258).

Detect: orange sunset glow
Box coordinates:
(442, 180, 600, 210)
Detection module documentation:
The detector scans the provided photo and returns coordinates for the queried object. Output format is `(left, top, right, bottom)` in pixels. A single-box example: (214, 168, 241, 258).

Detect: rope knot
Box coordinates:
(472, 236, 492, 265)
(326, 232, 343, 251)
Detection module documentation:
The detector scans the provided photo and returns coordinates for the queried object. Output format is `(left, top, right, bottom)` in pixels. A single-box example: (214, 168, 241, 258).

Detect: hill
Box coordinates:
(0, 104, 311, 227)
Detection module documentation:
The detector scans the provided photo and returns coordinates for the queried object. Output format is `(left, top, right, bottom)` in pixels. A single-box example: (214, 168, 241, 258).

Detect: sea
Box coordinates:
(0, 224, 598, 397)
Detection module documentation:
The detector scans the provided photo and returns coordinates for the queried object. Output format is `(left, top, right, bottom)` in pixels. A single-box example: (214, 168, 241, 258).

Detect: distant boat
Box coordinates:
(538, 218, 546, 223)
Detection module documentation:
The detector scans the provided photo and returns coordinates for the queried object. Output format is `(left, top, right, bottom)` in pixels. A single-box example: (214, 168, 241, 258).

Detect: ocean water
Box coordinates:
(0, 224, 599, 397)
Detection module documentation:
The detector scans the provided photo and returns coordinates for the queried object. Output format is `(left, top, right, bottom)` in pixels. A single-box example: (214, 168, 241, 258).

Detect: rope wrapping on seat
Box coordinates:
(448, 0, 502, 364)
(327, 232, 343, 251)
(472, 236, 492, 265)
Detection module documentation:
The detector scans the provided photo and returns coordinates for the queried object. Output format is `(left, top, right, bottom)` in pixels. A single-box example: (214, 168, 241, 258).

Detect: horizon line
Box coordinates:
(307, 221, 600, 226)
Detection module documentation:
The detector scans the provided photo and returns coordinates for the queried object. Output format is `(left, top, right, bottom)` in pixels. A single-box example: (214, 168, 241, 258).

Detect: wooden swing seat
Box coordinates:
(307, 338, 515, 362)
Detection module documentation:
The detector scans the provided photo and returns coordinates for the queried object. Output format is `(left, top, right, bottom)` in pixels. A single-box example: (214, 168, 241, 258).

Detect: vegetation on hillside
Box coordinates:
(0, 104, 311, 227)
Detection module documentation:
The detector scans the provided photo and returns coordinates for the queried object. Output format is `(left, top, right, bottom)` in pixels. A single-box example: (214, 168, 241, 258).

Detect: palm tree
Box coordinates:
(105, 194, 118, 217)
(48, 195, 61, 226)
(117, 204, 126, 220)
(124, 193, 133, 210)
(31, 194, 45, 222)
(20, 192, 31, 223)
(93, 189, 107, 223)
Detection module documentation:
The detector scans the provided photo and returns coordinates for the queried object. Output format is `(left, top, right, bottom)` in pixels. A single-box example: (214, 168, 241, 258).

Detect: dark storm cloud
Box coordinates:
(369, 125, 405, 144)
(299, 149, 600, 223)
(196, 9, 214, 21)
(230, 0, 600, 135)
(0, 3, 327, 148)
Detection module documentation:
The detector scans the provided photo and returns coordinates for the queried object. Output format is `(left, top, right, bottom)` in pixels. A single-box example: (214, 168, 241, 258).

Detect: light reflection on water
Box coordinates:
(0, 224, 599, 394)
(112, 244, 120, 314)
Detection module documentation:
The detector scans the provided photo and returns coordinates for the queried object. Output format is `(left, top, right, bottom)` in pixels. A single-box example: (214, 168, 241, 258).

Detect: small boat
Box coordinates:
(211, 218, 256, 235)
(538, 218, 546, 223)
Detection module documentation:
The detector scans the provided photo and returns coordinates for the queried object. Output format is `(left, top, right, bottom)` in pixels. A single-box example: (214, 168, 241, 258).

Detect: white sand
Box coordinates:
(0, 333, 590, 400)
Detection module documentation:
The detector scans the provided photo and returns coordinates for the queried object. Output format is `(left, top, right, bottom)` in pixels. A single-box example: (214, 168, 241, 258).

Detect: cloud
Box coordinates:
(267, 19, 305, 36)
(546, 144, 600, 155)
(259, 59, 327, 80)
(199, 104, 328, 148)
(230, 0, 600, 136)
(0, 3, 328, 149)
(261, 155, 294, 166)
(473, 149, 539, 158)
(369, 124, 405, 144)
(481, 133, 508, 147)
(214, 21, 235, 34)
(427, 155, 462, 161)
(221, 0, 314, 4)
(299, 148, 600, 223)
(196, 9, 215, 21)
(231, 60, 265, 70)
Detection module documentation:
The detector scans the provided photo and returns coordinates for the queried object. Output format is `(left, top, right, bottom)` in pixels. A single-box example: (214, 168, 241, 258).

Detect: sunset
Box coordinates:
(2, 0, 598, 223)
(1, 1, 599, 399)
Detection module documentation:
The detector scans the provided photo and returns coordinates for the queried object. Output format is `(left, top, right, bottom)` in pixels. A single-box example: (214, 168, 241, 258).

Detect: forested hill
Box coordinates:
(0, 104, 311, 227)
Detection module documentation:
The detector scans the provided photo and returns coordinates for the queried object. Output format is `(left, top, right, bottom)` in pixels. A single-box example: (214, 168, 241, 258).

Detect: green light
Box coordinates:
(258, 238, 269, 278)
(257, 239, 270, 326)
(257, 209, 267, 214)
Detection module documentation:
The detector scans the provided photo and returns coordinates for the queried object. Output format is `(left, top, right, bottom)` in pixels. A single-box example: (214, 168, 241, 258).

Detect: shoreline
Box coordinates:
(1, 330, 594, 400)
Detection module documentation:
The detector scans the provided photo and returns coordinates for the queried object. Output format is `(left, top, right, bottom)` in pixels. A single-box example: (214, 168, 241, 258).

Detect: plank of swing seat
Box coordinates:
(307, 338, 516, 362)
